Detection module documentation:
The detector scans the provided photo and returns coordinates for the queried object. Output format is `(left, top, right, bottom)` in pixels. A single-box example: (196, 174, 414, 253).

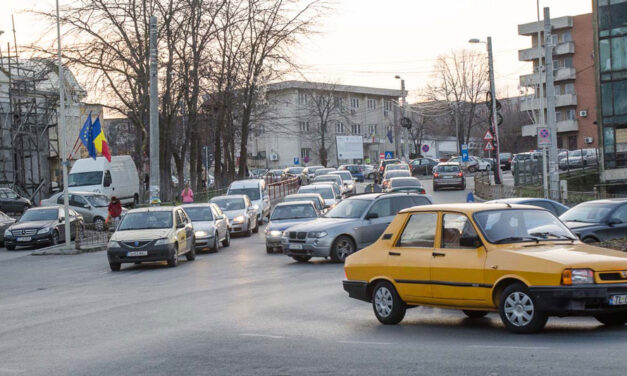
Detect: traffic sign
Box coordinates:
(422, 144, 429, 153)
(384, 151, 394, 159)
(293, 157, 299, 165)
(483, 129, 494, 141)
(400, 117, 412, 129)
(379, 152, 385, 159)
(483, 141, 494, 151)
(537, 127, 551, 147)
(461, 144, 469, 162)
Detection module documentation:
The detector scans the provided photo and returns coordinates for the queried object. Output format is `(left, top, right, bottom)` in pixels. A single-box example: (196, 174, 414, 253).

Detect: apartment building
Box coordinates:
(248, 81, 404, 168)
(518, 13, 598, 150)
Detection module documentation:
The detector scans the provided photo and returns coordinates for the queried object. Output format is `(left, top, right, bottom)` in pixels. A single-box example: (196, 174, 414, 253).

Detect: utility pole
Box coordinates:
(537, 0, 548, 198)
(395, 75, 408, 159)
(544, 7, 559, 199)
(487, 37, 503, 185)
(149, 16, 160, 204)
(56, 0, 71, 247)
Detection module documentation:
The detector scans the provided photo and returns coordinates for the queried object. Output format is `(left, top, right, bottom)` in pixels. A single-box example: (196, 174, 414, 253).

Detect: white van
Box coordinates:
(68, 156, 140, 206)
(226, 179, 270, 224)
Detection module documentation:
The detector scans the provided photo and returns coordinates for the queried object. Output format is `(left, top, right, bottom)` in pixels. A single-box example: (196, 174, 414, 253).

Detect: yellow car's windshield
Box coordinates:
(473, 209, 575, 244)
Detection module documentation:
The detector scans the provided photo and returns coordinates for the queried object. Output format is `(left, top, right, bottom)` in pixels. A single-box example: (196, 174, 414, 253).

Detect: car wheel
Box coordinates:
(292, 255, 311, 262)
(6, 245, 15, 251)
(253, 221, 259, 233)
(582, 237, 597, 244)
(109, 262, 121, 271)
(499, 283, 548, 334)
(50, 231, 59, 246)
(330, 235, 355, 263)
(433, 185, 438, 192)
(246, 222, 252, 237)
(595, 312, 627, 326)
(468, 166, 477, 173)
(486, 164, 491, 171)
(186, 240, 196, 261)
(266, 246, 274, 254)
(167, 244, 178, 267)
(94, 217, 106, 231)
(372, 281, 406, 325)
(210, 232, 219, 253)
(222, 230, 230, 247)
(460, 184, 466, 190)
(463, 310, 489, 319)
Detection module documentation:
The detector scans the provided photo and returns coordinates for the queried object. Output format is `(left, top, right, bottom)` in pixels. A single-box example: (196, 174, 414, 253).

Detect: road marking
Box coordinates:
(469, 345, 549, 350)
(338, 340, 395, 346)
(240, 333, 286, 339)
(0, 368, 25, 374)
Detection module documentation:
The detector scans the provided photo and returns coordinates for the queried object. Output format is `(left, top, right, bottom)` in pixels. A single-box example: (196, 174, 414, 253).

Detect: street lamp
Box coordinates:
(469, 36, 502, 185)
(394, 75, 407, 160)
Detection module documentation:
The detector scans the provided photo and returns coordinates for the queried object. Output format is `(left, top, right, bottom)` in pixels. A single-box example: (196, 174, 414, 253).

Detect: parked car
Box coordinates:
(3, 206, 83, 250)
(559, 199, 627, 243)
(313, 174, 346, 195)
(210, 195, 259, 236)
(447, 156, 479, 172)
(181, 203, 230, 252)
(376, 159, 400, 183)
(559, 149, 599, 169)
(106, 206, 195, 271)
(381, 170, 412, 190)
(499, 152, 513, 170)
(283, 166, 305, 183)
(409, 158, 438, 176)
(265, 201, 321, 253)
(41, 191, 128, 230)
(227, 179, 270, 224)
(339, 165, 365, 182)
(0, 188, 32, 215)
(511, 152, 540, 176)
(68, 156, 140, 206)
(249, 168, 268, 179)
(486, 197, 569, 217)
(384, 177, 426, 194)
(343, 203, 627, 333)
(432, 163, 465, 191)
(282, 193, 433, 263)
(0, 211, 16, 245)
(329, 170, 357, 195)
(282, 193, 326, 213)
(301, 165, 324, 184)
(471, 156, 491, 171)
(297, 184, 340, 209)
(314, 167, 336, 178)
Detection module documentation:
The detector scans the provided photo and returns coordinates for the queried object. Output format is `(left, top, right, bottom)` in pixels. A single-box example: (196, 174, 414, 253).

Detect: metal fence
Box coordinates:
(75, 223, 110, 251)
(512, 150, 600, 187)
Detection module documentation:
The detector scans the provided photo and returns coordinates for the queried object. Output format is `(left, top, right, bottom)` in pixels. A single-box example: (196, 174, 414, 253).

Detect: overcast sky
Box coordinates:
(1, 0, 592, 101)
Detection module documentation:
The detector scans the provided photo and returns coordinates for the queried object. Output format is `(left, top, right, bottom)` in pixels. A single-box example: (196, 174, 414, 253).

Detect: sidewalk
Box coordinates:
(31, 242, 106, 255)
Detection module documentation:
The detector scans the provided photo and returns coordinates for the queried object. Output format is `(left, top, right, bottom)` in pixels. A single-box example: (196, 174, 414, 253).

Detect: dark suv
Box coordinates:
(0, 188, 32, 215)
(375, 159, 400, 183)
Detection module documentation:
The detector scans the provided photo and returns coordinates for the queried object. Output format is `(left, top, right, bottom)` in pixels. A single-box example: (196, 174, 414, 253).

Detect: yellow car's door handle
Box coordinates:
(432, 252, 445, 257)
(388, 251, 401, 256)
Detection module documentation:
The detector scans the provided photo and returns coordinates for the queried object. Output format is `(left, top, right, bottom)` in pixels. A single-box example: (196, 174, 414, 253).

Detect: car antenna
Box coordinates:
(504, 203, 512, 208)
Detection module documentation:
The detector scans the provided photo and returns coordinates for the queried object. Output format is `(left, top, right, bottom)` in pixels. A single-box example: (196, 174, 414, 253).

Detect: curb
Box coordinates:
(31, 243, 107, 256)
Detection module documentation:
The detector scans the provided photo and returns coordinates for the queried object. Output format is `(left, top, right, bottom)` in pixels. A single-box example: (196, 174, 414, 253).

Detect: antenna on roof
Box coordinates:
(505, 203, 511, 208)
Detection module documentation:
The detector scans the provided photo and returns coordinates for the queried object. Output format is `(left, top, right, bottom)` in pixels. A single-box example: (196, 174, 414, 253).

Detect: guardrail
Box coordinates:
(268, 177, 300, 204)
(75, 223, 110, 251)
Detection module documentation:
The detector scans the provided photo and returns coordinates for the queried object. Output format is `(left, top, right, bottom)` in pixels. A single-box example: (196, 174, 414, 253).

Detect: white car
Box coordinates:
(471, 156, 491, 171)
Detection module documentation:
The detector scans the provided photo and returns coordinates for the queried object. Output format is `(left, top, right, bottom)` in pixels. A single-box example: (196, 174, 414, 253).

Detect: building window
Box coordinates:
(567, 109, 576, 120)
(564, 82, 575, 94)
(301, 148, 311, 159)
(563, 57, 573, 68)
(334, 96, 344, 112)
(384, 100, 392, 117)
(556, 111, 563, 122)
(560, 31, 572, 43)
(368, 124, 377, 136)
(299, 121, 310, 132)
(351, 98, 360, 109)
(367, 99, 376, 109)
(298, 91, 308, 105)
(568, 135, 577, 150)
(351, 123, 361, 134)
(335, 122, 344, 133)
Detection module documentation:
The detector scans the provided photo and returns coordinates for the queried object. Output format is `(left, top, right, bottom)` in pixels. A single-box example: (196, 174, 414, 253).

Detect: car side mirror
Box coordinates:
(608, 218, 622, 226)
(460, 235, 482, 248)
(59, 218, 64, 223)
(217, 215, 225, 220)
(365, 212, 378, 220)
(177, 222, 185, 229)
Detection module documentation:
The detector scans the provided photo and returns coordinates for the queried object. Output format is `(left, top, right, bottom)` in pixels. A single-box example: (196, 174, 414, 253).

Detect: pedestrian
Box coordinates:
(106, 196, 123, 227)
(181, 182, 194, 203)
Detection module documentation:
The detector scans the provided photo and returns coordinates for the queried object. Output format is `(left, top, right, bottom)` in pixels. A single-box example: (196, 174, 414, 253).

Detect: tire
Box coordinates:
(330, 235, 355, 263)
(433, 185, 438, 192)
(167, 244, 179, 267)
(372, 281, 406, 325)
(460, 184, 466, 190)
(50, 231, 59, 246)
(208, 232, 219, 253)
(468, 166, 477, 173)
(253, 221, 259, 233)
(499, 283, 548, 334)
(186, 240, 196, 261)
(583, 237, 598, 244)
(292, 255, 311, 262)
(94, 217, 106, 231)
(6, 245, 15, 251)
(463, 310, 489, 319)
(595, 312, 627, 326)
(109, 262, 121, 272)
(266, 246, 274, 254)
(222, 230, 230, 247)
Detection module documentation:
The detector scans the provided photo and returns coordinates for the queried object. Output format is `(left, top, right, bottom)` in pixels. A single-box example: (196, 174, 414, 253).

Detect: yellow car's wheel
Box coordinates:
(499, 283, 547, 333)
(372, 281, 406, 325)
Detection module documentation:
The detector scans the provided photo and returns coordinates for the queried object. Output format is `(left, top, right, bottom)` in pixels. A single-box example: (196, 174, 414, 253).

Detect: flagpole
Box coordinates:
(56, 0, 71, 248)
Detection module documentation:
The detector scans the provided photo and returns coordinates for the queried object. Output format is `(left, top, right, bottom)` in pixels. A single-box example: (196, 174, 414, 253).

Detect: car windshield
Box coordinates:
(212, 198, 246, 211)
(19, 209, 58, 222)
(284, 196, 317, 205)
(68, 171, 103, 187)
(271, 204, 317, 220)
(287, 168, 303, 174)
(559, 204, 614, 223)
(331, 172, 351, 181)
(85, 194, 110, 207)
(386, 165, 408, 171)
(474, 209, 574, 243)
(390, 178, 421, 187)
(228, 188, 260, 200)
(436, 165, 459, 173)
(118, 211, 173, 230)
(299, 187, 333, 199)
(182, 206, 214, 221)
(569, 150, 582, 157)
(325, 199, 370, 218)
(346, 166, 361, 174)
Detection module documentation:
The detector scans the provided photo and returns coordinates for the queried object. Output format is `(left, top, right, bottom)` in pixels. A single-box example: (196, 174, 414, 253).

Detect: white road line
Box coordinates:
(0, 368, 25, 374)
(338, 340, 395, 346)
(240, 333, 286, 339)
(469, 345, 549, 350)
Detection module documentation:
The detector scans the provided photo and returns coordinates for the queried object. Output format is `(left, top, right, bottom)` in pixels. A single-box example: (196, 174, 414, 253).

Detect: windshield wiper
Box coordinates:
(563, 219, 591, 223)
(529, 232, 576, 241)
(494, 236, 540, 244)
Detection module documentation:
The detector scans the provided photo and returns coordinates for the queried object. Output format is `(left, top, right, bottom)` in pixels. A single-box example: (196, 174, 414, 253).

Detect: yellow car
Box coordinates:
(343, 203, 627, 333)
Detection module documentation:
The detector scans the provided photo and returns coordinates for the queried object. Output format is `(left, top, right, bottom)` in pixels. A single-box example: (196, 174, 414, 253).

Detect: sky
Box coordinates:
(0, 0, 593, 101)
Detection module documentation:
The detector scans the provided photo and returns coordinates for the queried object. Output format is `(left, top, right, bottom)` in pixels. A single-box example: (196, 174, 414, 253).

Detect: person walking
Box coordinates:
(181, 182, 194, 203)
(106, 196, 123, 229)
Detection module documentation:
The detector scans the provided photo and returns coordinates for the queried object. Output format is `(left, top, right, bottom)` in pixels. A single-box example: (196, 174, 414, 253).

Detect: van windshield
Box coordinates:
(228, 188, 260, 201)
(69, 172, 103, 187)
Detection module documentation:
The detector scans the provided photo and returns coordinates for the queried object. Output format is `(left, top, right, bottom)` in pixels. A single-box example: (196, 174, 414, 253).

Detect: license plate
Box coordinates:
(289, 244, 303, 250)
(609, 295, 627, 305)
(127, 251, 148, 257)
(17, 237, 31, 242)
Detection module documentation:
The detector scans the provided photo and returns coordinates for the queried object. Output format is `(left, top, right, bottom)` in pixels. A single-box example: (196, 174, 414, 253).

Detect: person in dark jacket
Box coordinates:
(107, 196, 123, 224)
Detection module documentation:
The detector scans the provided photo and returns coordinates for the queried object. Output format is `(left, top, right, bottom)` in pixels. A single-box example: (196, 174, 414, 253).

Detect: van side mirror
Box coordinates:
(104, 177, 112, 187)
(460, 235, 482, 248)
(365, 212, 378, 220)
(177, 222, 185, 229)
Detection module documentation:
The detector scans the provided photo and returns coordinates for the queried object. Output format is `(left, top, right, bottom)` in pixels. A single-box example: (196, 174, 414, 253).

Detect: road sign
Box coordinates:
(336, 136, 364, 160)
(400, 117, 412, 129)
(422, 144, 429, 153)
(303, 156, 309, 163)
(293, 157, 299, 165)
(484, 141, 494, 151)
(461, 144, 469, 162)
(537, 127, 551, 147)
(483, 129, 494, 141)
(384, 151, 394, 159)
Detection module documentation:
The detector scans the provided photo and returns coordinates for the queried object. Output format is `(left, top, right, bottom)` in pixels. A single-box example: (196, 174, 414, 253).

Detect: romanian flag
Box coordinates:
(91, 117, 111, 162)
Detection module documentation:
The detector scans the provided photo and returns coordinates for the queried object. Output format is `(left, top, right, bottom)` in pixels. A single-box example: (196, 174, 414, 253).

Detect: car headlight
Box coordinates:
(268, 230, 282, 237)
(252, 205, 259, 210)
(4, 229, 11, 237)
(282, 230, 289, 237)
(37, 227, 51, 234)
(155, 238, 173, 246)
(562, 268, 594, 285)
(107, 240, 120, 248)
(308, 231, 327, 238)
(195, 230, 209, 238)
(232, 215, 245, 223)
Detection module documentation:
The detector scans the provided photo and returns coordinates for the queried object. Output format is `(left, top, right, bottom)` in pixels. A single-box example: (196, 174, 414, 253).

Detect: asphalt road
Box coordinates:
(0, 179, 625, 375)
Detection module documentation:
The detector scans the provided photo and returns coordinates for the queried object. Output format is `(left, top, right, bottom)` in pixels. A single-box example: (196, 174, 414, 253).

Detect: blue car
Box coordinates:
(339, 164, 364, 183)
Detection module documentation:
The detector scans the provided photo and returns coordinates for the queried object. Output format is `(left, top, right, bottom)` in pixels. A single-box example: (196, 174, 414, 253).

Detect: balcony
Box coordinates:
(520, 94, 577, 111)
(521, 119, 578, 137)
(518, 42, 575, 61)
(519, 67, 576, 86)
(518, 16, 572, 36)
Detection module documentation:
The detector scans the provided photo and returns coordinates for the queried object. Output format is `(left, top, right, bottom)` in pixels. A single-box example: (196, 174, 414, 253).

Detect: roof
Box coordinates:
(285, 193, 323, 198)
(181, 203, 213, 208)
(275, 200, 316, 207)
(29, 205, 62, 211)
(487, 198, 556, 204)
(128, 206, 176, 213)
(264, 80, 405, 98)
(212, 195, 247, 200)
(399, 203, 544, 214)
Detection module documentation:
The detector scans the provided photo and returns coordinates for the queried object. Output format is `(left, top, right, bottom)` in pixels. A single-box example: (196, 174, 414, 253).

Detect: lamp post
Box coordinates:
(395, 75, 407, 160)
(469, 37, 502, 185)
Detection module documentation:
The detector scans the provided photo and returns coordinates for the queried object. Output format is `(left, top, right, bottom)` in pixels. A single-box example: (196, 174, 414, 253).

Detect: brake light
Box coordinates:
(433, 172, 439, 178)
(458, 172, 463, 177)
(380, 166, 384, 171)
(420, 188, 425, 194)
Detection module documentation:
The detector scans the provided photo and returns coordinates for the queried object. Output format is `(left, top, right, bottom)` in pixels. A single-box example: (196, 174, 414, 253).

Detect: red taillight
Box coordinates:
(433, 172, 439, 178)
(508, 158, 512, 162)
(380, 166, 384, 171)
(420, 188, 425, 194)
(458, 172, 463, 177)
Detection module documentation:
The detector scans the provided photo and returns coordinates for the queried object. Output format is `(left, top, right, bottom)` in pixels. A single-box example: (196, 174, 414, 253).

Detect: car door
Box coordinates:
(598, 204, 627, 241)
(174, 210, 187, 254)
(359, 198, 393, 247)
(57, 208, 66, 240)
(70, 194, 92, 221)
(430, 212, 488, 302)
(386, 212, 437, 300)
(181, 209, 194, 250)
(0, 190, 9, 212)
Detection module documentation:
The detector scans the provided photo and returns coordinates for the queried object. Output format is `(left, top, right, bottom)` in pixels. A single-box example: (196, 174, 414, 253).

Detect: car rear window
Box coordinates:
(435, 165, 460, 173)
(390, 178, 421, 187)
